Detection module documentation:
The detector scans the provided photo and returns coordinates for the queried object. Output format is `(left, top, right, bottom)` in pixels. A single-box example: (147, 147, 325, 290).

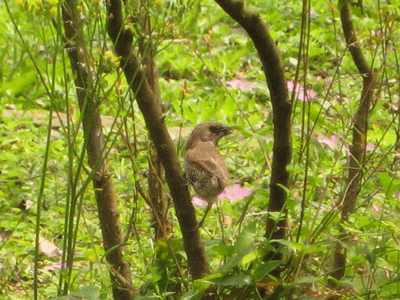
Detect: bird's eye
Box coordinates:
(209, 126, 220, 134)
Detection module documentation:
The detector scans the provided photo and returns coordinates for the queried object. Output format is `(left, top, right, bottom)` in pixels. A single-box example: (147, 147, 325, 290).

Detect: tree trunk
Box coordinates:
(62, 2, 135, 299)
(214, 0, 291, 277)
(106, 0, 210, 279)
(329, 2, 377, 287)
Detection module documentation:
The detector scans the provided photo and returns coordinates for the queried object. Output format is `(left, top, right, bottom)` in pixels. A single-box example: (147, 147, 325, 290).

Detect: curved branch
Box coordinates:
(214, 0, 291, 275)
(329, 2, 377, 287)
(340, 2, 376, 223)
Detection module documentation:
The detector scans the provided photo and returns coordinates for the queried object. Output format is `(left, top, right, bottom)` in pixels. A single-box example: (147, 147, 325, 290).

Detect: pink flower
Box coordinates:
(191, 196, 208, 207)
(371, 203, 380, 214)
(226, 80, 254, 91)
(318, 134, 377, 153)
(287, 80, 317, 102)
(191, 184, 252, 206)
(318, 135, 339, 149)
(218, 184, 252, 203)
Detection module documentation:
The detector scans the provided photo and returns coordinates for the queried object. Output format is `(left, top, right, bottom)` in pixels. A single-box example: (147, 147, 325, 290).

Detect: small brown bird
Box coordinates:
(184, 122, 232, 228)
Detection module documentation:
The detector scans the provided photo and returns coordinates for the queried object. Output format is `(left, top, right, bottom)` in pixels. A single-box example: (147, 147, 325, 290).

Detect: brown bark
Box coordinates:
(214, 0, 291, 276)
(329, 2, 377, 287)
(106, 0, 210, 279)
(136, 6, 172, 240)
(62, 2, 135, 299)
(148, 146, 172, 239)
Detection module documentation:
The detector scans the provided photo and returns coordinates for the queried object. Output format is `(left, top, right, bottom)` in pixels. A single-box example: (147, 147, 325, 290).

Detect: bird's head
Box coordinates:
(186, 122, 232, 150)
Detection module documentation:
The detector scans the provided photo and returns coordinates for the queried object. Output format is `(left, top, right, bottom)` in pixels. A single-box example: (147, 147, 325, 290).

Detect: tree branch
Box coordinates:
(214, 0, 291, 277)
(106, 0, 210, 279)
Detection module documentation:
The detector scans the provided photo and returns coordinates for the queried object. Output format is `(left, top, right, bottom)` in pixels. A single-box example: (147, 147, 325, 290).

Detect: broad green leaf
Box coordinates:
(212, 244, 234, 256)
(303, 245, 326, 254)
(241, 249, 258, 265)
(212, 271, 253, 287)
(234, 221, 257, 253)
(378, 172, 393, 197)
(253, 261, 281, 282)
(219, 247, 254, 273)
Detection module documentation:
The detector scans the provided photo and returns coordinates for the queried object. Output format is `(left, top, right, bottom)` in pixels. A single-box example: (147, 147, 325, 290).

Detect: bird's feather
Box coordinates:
(184, 122, 232, 228)
(185, 141, 229, 187)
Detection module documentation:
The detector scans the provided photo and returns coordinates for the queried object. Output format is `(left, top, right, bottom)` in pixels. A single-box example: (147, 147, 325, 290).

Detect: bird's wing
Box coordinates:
(185, 142, 230, 187)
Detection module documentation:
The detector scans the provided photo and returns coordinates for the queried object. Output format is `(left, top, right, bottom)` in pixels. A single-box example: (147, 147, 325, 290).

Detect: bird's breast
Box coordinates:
(185, 162, 224, 203)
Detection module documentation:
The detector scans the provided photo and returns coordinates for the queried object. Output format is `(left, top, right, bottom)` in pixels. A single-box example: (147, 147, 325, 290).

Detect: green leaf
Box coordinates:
(234, 221, 257, 253)
(194, 273, 223, 290)
(378, 172, 393, 197)
(0, 71, 37, 96)
(241, 250, 258, 266)
(303, 245, 326, 254)
(180, 289, 203, 300)
(50, 286, 100, 300)
(219, 247, 254, 273)
(310, 103, 326, 126)
(212, 271, 253, 287)
(212, 244, 234, 256)
(253, 261, 281, 282)
(270, 239, 302, 253)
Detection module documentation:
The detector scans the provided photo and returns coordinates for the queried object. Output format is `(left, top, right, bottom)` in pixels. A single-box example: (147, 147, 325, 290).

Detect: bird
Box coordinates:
(184, 122, 232, 229)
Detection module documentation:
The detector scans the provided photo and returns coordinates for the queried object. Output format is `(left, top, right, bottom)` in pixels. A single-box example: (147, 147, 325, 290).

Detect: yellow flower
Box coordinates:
(49, 6, 57, 17)
(105, 50, 114, 57)
(105, 50, 120, 67)
(16, 0, 25, 8)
